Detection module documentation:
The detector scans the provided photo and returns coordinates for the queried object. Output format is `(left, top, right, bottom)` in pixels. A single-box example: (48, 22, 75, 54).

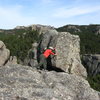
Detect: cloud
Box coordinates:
(53, 5, 100, 18)
(0, 6, 36, 29)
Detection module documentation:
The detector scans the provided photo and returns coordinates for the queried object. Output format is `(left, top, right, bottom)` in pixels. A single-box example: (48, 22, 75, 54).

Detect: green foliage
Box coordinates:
(87, 75, 100, 91)
(57, 25, 100, 54)
(0, 30, 39, 62)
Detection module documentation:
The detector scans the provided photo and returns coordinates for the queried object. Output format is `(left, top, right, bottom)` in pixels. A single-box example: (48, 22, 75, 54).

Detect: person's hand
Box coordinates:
(54, 54, 57, 56)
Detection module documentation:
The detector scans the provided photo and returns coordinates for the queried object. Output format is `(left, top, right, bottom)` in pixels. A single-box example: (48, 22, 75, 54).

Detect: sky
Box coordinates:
(0, 0, 100, 29)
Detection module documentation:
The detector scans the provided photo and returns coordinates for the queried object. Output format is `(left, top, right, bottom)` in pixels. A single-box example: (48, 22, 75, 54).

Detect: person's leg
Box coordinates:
(42, 56, 47, 70)
(34, 54, 43, 69)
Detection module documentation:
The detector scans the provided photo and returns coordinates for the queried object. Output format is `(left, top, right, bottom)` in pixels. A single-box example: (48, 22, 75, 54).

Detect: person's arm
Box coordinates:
(50, 50, 57, 55)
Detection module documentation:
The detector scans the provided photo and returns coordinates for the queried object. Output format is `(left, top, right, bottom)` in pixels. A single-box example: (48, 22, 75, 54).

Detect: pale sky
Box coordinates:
(0, 0, 100, 29)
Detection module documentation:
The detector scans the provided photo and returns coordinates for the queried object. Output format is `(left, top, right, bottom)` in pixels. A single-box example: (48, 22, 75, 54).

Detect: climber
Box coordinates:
(35, 46, 57, 70)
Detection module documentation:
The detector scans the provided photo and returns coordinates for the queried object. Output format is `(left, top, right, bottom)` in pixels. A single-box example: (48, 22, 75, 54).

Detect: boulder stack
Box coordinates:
(56, 32, 87, 77)
(0, 41, 10, 66)
(38, 31, 87, 77)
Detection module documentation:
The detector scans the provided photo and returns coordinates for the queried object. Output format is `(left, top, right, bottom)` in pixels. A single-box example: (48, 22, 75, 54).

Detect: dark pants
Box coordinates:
(35, 54, 47, 70)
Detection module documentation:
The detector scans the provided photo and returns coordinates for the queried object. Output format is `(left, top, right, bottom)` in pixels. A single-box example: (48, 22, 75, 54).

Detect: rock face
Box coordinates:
(56, 32, 87, 77)
(24, 42, 38, 67)
(96, 26, 100, 35)
(37, 29, 58, 53)
(67, 25, 81, 33)
(15, 24, 55, 35)
(7, 56, 17, 65)
(14, 26, 26, 29)
(38, 31, 87, 77)
(82, 54, 100, 76)
(0, 64, 99, 100)
(0, 41, 10, 66)
(30, 24, 55, 34)
(37, 29, 58, 66)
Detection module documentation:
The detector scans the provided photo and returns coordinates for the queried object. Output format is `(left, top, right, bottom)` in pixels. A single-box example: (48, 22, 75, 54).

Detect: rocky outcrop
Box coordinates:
(38, 31, 87, 77)
(37, 29, 58, 68)
(82, 54, 100, 76)
(0, 41, 17, 66)
(0, 28, 99, 100)
(0, 29, 4, 33)
(30, 24, 55, 34)
(67, 25, 81, 33)
(0, 64, 99, 100)
(24, 42, 38, 67)
(0, 41, 10, 66)
(57, 24, 100, 36)
(56, 32, 87, 77)
(15, 24, 55, 34)
(96, 26, 100, 35)
(7, 56, 17, 65)
(14, 26, 26, 30)
(37, 29, 58, 54)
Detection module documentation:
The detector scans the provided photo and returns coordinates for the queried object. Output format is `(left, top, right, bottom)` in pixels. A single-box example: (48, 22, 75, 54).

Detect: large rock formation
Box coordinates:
(96, 26, 100, 35)
(82, 54, 100, 76)
(38, 31, 87, 77)
(67, 25, 81, 33)
(56, 32, 87, 77)
(7, 56, 18, 65)
(37, 29, 58, 54)
(0, 29, 99, 100)
(24, 42, 38, 67)
(0, 41, 18, 66)
(0, 41, 10, 66)
(30, 24, 55, 34)
(0, 64, 99, 100)
(37, 29, 58, 69)
(15, 24, 55, 35)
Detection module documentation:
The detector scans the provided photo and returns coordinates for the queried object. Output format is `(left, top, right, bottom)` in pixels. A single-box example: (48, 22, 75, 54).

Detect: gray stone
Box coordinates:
(37, 29, 58, 53)
(67, 25, 81, 32)
(37, 29, 58, 66)
(14, 26, 26, 29)
(82, 54, 100, 76)
(6, 56, 17, 65)
(30, 24, 55, 34)
(0, 41, 5, 48)
(0, 64, 99, 100)
(55, 32, 87, 77)
(24, 42, 38, 67)
(0, 41, 10, 67)
(95, 26, 100, 35)
(37, 31, 87, 77)
(15, 24, 55, 35)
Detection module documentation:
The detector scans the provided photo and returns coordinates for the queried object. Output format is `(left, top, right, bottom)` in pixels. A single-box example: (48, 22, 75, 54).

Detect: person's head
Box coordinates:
(49, 46, 54, 50)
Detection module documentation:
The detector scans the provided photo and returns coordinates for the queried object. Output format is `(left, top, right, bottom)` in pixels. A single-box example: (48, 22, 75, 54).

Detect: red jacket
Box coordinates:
(43, 49, 55, 58)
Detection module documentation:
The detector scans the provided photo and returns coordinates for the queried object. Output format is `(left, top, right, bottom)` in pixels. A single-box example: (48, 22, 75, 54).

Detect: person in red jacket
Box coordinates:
(36, 47, 57, 70)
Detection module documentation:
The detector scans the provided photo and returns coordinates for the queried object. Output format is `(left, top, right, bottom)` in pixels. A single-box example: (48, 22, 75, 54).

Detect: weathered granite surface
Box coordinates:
(0, 64, 99, 100)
